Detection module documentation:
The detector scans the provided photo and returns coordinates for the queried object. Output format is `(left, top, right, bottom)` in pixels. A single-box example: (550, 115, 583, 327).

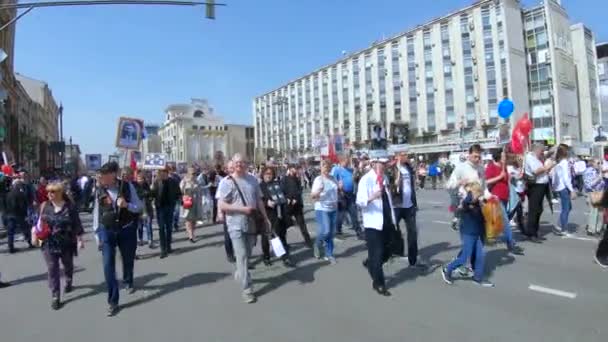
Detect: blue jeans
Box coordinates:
(500, 201, 514, 248)
(137, 216, 153, 243)
(558, 189, 572, 232)
(315, 210, 337, 257)
(173, 204, 180, 230)
(97, 222, 137, 306)
(157, 206, 174, 253)
(336, 192, 361, 234)
(447, 234, 485, 282)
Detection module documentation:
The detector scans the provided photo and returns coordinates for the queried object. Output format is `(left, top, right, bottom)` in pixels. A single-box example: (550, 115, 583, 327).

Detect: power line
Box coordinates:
(0, 1, 226, 10)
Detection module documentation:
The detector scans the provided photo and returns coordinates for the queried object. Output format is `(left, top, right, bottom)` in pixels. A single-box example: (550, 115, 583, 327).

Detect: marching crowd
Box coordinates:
(1, 141, 607, 316)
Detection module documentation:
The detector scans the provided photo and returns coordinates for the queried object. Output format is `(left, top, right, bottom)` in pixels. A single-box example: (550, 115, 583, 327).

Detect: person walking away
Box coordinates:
(428, 160, 439, 190)
(485, 149, 524, 255)
(506, 157, 526, 234)
(197, 167, 214, 224)
(216, 161, 236, 263)
(523, 143, 555, 242)
(552, 144, 576, 236)
(391, 149, 426, 267)
(180, 167, 202, 243)
(417, 158, 427, 189)
(583, 159, 604, 235)
(6, 177, 34, 253)
(589, 190, 608, 267)
(93, 162, 143, 316)
(281, 164, 313, 247)
(331, 156, 363, 240)
(167, 166, 182, 232)
(310, 160, 339, 264)
(210, 164, 227, 224)
(260, 167, 295, 267)
(134, 173, 155, 248)
(442, 182, 494, 287)
(357, 157, 396, 296)
(151, 167, 181, 259)
(217, 153, 271, 304)
(35, 181, 84, 310)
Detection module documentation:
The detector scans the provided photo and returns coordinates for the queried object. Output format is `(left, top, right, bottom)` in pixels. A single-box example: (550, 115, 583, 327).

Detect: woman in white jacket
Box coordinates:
(356, 158, 395, 297)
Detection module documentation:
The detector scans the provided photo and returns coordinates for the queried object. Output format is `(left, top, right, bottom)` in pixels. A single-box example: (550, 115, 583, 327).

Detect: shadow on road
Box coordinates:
(387, 242, 459, 288)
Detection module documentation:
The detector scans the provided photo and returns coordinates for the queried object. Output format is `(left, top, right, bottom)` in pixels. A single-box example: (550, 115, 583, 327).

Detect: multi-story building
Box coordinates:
(571, 23, 600, 142)
(0, 1, 19, 161)
(253, 0, 600, 155)
(597, 43, 608, 134)
(158, 98, 228, 163)
(15, 73, 60, 173)
(225, 124, 255, 161)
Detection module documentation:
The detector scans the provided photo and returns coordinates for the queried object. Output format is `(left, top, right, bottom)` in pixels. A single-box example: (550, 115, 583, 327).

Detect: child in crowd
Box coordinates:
(442, 182, 494, 287)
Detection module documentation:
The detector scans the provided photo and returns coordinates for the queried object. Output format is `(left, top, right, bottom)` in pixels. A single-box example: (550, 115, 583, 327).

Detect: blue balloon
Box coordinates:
(498, 99, 514, 119)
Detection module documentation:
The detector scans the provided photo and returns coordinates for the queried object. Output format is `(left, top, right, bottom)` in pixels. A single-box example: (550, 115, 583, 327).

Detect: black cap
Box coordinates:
(99, 162, 119, 175)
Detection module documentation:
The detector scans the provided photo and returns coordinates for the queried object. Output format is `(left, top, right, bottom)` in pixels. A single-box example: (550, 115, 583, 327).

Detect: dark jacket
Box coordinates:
(281, 174, 303, 213)
(151, 177, 181, 208)
(97, 179, 138, 230)
(5, 182, 29, 218)
(459, 192, 485, 237)
(41, 200, 83, 253)
(134, 181, 154, 218)
(390, 163, 418, 209)
(260, 180, 287, 220)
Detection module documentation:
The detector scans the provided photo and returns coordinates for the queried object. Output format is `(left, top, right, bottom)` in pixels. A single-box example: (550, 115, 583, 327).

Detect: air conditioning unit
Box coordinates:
(417, 92, 421, 97)
(472, 57, 477, 64)
(474, 73, 479, 81)
(415, 62, 419, 68)
(469, 21, 475, 31)
(475, 96, 480, 101)
(434, 87, 438, 92)
(471, 41, 476, 48)
(451, 60, 456, 65)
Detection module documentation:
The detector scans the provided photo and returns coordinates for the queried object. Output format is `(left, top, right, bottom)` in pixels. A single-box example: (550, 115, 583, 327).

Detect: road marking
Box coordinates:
(432, 220, 451, 225)
(528, 284, 577, 299)
(562, 235, 596, 242)
(427, 201, 444, 205)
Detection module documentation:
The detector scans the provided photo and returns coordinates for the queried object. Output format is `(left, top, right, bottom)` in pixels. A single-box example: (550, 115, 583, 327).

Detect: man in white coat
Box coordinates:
(356, 157, 396, 296)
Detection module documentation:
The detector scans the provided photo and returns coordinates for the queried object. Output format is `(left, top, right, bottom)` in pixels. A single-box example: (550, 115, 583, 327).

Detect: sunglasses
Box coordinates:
(47, 189, 60, 194)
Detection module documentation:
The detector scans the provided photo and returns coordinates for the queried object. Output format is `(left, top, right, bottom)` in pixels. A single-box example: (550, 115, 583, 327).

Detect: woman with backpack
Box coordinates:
(33, 181, 84, 310)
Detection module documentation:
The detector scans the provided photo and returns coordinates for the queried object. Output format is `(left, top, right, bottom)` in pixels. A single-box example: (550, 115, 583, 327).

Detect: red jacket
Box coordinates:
(36, 185, 48, 204)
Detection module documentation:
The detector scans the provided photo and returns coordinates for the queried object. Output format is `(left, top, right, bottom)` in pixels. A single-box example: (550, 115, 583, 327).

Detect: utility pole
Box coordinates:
(0, 0, 227, 32)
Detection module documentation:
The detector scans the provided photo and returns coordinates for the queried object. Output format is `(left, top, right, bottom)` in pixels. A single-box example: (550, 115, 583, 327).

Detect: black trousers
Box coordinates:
(261, 215, 289, 260)
(508, 200, 525, 233)
(394, 207, 418, 265)
(596, 227, 608, 260)
(365, 228, 391, 288)
(526, 184, 546, 237)
(288, 205, 312, 245)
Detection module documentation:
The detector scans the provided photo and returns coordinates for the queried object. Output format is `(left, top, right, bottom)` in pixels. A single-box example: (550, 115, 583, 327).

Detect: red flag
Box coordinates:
(328, 135, 339, 164)
(130, 151, 137, 172)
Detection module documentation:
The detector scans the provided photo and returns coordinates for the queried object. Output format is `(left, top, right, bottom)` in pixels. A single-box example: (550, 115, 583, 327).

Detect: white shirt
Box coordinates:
(553, 159, 574, 192)
(395, 165, 413, 209)
(356, 169, 396, 230)
(311, 176, 338, 211)
(524, 153, 549, 184)
(78, 176, 89, 190)
(507, 165, 525, 193)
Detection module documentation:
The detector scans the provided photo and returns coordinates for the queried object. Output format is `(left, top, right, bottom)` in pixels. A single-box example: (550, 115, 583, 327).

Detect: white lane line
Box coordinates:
(528, 284, 577, 299)
(562, 235, 596, 242)
(432, 220, 451, 225)
(427, 201, 444, 205)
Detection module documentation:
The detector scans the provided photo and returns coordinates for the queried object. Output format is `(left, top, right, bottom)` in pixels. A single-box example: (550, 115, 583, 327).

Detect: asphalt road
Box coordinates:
(0, 190, 605, 342)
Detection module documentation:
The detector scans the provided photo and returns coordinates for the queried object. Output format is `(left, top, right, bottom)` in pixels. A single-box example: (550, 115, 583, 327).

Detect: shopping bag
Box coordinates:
(482, 198, 504, 241)
(270, 236, 286, 257)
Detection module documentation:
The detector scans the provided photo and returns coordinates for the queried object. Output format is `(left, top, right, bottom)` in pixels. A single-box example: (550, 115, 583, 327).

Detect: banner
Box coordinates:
(143, 153, 167, 170)
(390, 123, 408, 145)
(115, 117, 144, 150)
(85, 154, 102, 171)
(369, 123, 387, 150)
(177, 162, 188, 175)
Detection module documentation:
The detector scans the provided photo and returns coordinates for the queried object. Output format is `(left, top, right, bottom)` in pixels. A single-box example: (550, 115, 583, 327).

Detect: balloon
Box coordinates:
(498, 99, 514, 119)
(516, 113, 532, 136)
(1, 164, 14, 176)
(511, 128, 526, 154)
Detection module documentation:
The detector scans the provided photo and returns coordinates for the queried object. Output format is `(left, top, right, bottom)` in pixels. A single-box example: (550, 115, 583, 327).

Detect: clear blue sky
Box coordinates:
(14, 0, 608, 157)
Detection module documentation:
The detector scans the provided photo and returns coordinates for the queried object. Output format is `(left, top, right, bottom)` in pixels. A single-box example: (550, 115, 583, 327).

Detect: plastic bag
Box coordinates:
(482, 198, 504, 241)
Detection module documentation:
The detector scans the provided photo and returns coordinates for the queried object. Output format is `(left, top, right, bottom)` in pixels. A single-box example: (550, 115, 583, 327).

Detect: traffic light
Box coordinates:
(206, 0, 215, 19)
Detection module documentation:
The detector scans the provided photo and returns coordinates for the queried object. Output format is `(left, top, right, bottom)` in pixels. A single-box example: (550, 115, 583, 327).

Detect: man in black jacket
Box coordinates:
(93, 162, 143, 316)
(151, 166, 181, 258)
(5, 178, 33, 253)
(281, 164, 312, 247)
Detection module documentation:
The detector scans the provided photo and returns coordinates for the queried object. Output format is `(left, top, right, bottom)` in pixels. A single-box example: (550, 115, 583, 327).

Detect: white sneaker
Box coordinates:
(552, 199, 559, 204)
(564, 232, 574, 238)
(510, 219, 517, 227)
(553, 225, 564, 236)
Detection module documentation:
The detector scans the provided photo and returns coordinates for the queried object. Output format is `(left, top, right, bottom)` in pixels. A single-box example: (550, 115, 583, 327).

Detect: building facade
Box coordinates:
(253, 0, 600, 155)
(225, 124, 255, 161)
(158, 98, 228, 163)
(0, 1, 18, 162)
(597, 43, 608, 134)
(15, 73, 60, 174)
